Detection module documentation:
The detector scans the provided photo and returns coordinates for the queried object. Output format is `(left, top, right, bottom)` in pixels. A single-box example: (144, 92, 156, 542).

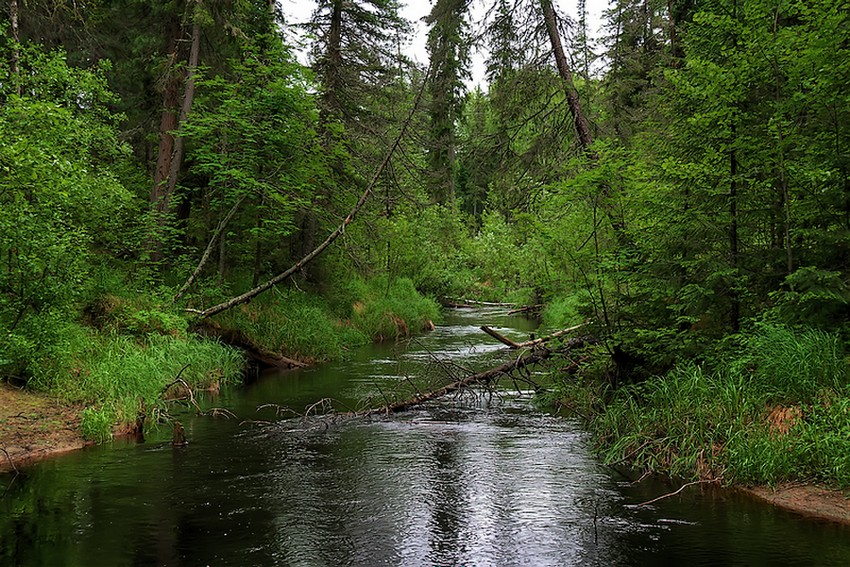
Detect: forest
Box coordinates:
(2, 0, 850, 489)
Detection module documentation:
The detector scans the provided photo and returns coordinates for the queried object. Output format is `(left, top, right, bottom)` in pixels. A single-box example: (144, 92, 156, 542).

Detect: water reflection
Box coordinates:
(3, 308, 850, 566)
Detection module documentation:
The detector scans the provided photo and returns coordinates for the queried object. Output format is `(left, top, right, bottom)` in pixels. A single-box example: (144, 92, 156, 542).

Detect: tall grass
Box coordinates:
(216, 290, 368, 362)
(29, 323, 244, 441)
(348, 276, 441, 341)
(214, 276, 440, 360)
(748, 323, 847, 403)
(559, 324, 850, 488)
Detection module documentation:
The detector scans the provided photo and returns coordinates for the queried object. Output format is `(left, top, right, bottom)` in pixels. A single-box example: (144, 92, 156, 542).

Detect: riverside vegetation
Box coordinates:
(2, 0, 850, 499)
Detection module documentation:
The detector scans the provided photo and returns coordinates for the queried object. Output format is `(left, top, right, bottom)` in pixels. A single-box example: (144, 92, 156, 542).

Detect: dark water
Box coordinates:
(3, 308, 850, 566)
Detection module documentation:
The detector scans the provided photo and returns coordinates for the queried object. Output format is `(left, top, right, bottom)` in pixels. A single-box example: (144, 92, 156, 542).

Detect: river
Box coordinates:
(2, 307, 850, 566)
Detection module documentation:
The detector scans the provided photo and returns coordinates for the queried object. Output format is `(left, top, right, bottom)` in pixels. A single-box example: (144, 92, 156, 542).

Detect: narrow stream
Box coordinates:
(2, 308, 850, 566)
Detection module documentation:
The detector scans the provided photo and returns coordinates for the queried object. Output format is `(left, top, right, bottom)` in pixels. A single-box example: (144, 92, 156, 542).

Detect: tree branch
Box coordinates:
(191, 65, 433, 320)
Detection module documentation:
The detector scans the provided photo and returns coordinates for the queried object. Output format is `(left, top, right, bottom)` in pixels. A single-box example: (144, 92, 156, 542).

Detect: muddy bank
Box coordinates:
(741, 484, 850, 525)
(0, 383, 88, 473)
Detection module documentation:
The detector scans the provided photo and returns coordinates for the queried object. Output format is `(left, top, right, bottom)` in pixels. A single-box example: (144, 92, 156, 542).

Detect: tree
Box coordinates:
(0, 42, 135, 374)
(425, 0, 470, 204)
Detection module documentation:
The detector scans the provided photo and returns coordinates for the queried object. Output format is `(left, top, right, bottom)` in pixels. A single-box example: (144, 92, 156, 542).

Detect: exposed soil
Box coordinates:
(0, 383, 88, 473)
(741, 484, 850, 525)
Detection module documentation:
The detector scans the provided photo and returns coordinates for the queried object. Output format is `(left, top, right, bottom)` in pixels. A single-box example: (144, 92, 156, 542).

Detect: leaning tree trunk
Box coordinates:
(187, 65, 434, 320)
(540, 0, 595, 156)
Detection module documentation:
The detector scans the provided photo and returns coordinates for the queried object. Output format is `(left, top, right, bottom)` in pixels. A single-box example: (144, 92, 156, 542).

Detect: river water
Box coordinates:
(2, 308, 850, 566)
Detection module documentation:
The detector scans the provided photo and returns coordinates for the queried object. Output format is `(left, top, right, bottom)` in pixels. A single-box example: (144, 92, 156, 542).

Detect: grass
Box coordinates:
(215, 289, 368, 362)
(348, 276, 441, 341)
(11, 269, 440, 443)
(555, 323, 850, 489)
(215, 276, 441, 361)
(28, 322, 244, 442)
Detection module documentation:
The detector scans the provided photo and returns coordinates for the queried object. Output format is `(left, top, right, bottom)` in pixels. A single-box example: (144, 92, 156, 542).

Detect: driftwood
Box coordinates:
(480, 326, 521, 348)
(444, 298, 517, 308)
(359, 336, 592, 417)
(507, 304, 543, 315)
(480, 323, 587, 350)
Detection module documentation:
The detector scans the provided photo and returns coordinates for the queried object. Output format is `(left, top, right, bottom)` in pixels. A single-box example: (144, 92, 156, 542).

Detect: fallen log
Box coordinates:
(192, 322, 308, 370)
(480, 323, 587, 350)
(480, 326, 521, 348)
(514, 323, 587, 348)
(359, 336, 592, 417)
(507, 304, 543, 315)
(444, 298, 517, 308)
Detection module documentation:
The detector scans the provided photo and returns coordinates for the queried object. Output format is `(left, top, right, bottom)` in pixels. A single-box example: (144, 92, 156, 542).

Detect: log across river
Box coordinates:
(2, 307, 850, 566)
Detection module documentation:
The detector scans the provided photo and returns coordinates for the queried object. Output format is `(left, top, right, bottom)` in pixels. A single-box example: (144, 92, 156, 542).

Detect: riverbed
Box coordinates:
(2, 308, 850, 566)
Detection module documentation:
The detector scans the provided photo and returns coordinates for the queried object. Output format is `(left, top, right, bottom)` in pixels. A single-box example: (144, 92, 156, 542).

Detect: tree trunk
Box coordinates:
(252, 193, 265, 288)
(150, 18, 183, 209)
(540, 0, 595, 156)
(320, 0, 343, 125)
(188, 65, 433, 320)
(159, 19, 201, 217)
(10, 0, 20, 96)
(173, 194, 246, 302)
(358, 336, 592, 417)
(729, 124, 740, 333)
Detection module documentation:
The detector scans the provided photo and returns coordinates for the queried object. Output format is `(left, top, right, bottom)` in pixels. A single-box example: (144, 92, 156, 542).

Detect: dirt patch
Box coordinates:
(766, 405, 802, 436)
(0, 383, 88, 473)
(741, 484, 850, 525)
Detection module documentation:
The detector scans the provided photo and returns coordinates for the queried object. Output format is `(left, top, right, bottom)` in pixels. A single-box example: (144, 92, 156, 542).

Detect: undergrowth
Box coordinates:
(29, 322, 244, 442)
(215, 276, 440, 361)
(8, 267, 440, 443)
(555, 323, 850, 489)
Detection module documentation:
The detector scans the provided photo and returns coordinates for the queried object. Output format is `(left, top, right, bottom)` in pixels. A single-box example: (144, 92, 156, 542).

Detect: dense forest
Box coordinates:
(2, 0, 850, 486)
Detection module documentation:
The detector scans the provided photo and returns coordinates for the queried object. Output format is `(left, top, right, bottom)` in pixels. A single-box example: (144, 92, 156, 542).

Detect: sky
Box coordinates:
(279, 0, 612, 88)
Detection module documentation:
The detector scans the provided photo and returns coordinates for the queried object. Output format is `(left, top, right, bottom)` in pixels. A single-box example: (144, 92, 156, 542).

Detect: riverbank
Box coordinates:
(4, 382, 850, 527)
(0, 383, 88, 473)
(1, 277, 441, 471)
(742, 484, 850, 525)
(550, 322, 850, 524)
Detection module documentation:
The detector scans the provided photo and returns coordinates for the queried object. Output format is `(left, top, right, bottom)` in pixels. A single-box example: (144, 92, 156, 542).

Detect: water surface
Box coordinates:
(2, 308, 850, 566)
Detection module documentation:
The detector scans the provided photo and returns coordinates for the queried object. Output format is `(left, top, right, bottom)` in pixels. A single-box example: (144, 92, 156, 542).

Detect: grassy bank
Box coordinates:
(554, 324, 850, 489)
(2, 274, 440, 443)
(214, 276, 440, 362)
(25, 321, 245, 443)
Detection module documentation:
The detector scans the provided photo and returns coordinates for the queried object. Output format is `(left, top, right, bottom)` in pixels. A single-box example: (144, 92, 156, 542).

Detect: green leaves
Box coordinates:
(0, 42, 136, 376)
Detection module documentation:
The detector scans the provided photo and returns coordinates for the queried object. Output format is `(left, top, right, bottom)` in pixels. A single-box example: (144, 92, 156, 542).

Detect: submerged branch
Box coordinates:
(358, 336, 593, 417)
(634, 479, 720, 508)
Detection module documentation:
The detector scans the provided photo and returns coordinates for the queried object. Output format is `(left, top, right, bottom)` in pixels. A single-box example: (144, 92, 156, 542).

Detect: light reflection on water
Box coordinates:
(2, 308, 850, 566)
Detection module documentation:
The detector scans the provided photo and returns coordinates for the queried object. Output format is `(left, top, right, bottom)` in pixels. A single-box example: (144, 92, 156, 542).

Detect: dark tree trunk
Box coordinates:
(157, 20, 201, 216)
(150, 18, 183, 209)
(541, 0, 595, 156)
(729, 124, 740, 333)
